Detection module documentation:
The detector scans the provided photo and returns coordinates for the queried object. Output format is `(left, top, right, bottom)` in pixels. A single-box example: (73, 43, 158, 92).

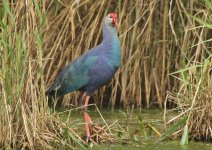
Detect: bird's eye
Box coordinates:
(109, 15, 113, 18)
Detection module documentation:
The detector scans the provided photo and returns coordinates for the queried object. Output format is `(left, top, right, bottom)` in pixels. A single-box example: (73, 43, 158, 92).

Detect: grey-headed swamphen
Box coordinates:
(46, 13, 121, 141)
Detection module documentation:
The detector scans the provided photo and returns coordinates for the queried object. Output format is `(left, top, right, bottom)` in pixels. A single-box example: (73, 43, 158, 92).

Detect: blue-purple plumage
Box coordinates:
(46, 14, 121, 98)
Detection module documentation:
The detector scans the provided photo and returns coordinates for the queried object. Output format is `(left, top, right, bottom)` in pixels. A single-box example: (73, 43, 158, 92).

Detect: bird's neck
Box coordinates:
(102, 24, 119, 43)
(102, 24, 121, 67)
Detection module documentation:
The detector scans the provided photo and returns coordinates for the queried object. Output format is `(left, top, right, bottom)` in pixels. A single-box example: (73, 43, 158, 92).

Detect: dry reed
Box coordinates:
(163, 0, 212, 140)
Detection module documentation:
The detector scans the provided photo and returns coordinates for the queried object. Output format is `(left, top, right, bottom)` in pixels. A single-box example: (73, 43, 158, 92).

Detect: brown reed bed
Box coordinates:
(0, 0, 211, 149)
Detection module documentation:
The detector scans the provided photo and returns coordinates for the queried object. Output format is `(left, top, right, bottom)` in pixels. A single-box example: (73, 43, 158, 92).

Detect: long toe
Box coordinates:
(85, 135, 97, 144)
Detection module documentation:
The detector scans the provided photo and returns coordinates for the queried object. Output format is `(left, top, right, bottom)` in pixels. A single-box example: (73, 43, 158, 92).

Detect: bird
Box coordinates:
(46, 13, 121, 141)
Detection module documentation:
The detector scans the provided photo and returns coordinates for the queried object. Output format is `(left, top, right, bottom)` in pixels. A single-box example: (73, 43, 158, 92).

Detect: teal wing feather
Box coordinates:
(47, 53, 98, 96)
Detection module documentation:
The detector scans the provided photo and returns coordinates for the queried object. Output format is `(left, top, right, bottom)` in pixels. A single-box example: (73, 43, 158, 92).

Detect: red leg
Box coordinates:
(83, 96, 92, 140)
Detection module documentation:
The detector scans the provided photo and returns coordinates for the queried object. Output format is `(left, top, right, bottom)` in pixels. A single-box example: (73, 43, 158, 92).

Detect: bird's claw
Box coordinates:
(86, 136, 97, 145)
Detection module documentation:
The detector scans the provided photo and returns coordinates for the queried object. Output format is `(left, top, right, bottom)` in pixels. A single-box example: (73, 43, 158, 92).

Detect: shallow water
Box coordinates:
(93, 141, 212, 150)
(59, 107, 212, 150)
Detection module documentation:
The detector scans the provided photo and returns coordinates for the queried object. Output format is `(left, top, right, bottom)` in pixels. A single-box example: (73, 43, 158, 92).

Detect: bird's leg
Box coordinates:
(83, 96, 93, 141)
(84, 96, 93, 123)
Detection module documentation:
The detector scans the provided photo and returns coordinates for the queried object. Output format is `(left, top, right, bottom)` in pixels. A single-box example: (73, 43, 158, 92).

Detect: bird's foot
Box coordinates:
(85, 136, 97, 144)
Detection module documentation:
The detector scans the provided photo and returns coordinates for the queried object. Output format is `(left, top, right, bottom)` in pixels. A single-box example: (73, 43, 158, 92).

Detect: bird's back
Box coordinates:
(46, 46, 100, 97)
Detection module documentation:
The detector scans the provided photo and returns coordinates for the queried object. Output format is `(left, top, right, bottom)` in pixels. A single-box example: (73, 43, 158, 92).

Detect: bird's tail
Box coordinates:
(45, 89, 63, 107)
(45, 87, 56, 104)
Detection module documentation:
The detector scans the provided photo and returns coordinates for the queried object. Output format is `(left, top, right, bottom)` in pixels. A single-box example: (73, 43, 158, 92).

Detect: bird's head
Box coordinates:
(105, 13, 118, 27)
